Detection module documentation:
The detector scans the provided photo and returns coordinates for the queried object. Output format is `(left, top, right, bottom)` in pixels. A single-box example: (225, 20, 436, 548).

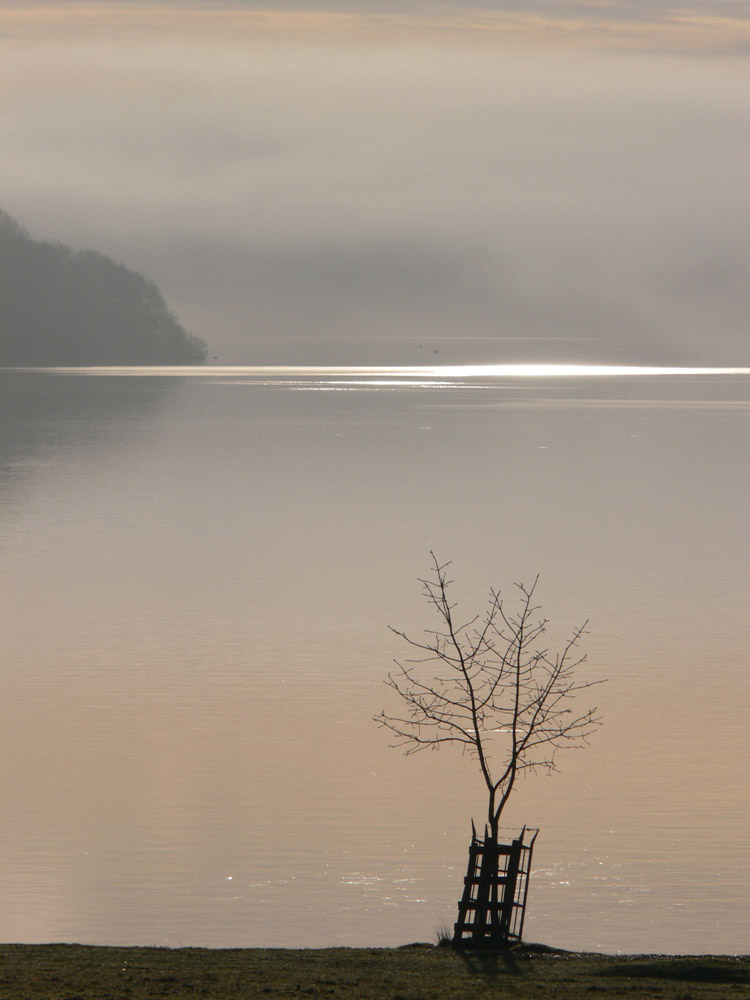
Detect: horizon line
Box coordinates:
(5, 364, 750, 378)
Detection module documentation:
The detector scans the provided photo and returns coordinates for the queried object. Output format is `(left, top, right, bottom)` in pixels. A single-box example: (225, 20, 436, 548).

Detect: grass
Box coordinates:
(0, 943, 747, 999)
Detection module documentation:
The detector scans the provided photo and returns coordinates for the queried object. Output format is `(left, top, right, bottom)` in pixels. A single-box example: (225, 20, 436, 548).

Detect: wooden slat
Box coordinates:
(463, 875, 509, 886)
(464, 844, 515, 857)
(457, 900, 518, 912)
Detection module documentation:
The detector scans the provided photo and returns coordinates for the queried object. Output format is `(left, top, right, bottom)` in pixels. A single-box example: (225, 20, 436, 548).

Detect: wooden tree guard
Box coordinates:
(453, 825, 539, 948)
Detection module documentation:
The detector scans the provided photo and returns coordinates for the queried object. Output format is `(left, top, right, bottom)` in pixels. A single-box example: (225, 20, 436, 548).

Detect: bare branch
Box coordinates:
(376, 555, 605, 835)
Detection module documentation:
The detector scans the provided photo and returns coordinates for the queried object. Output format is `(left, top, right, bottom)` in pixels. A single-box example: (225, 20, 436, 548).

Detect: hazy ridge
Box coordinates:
(0, 210, 207, 366)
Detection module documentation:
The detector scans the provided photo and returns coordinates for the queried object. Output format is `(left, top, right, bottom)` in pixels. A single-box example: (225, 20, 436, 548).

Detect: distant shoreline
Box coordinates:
(0, 943, 746, 999)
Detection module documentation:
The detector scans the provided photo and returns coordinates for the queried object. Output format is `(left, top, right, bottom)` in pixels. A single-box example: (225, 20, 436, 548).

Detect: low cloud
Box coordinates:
(5, 2, 750, 52)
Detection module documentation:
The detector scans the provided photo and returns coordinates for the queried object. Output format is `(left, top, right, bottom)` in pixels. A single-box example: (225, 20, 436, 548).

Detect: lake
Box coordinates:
(0, 365, 748, 954)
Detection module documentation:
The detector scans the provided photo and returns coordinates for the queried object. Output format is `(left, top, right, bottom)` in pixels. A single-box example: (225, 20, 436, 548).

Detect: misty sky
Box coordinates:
(3, 1, 750, 363)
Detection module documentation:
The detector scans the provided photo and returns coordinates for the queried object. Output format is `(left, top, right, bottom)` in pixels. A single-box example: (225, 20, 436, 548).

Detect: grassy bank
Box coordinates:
(0, 943, 747, 999)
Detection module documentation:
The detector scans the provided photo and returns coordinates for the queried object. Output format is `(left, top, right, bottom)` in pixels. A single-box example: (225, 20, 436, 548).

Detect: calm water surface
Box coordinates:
(0, 366, 748, 953)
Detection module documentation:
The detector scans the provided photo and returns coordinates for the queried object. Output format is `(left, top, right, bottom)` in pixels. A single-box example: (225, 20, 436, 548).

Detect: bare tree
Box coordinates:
(376, 553, 603, 841)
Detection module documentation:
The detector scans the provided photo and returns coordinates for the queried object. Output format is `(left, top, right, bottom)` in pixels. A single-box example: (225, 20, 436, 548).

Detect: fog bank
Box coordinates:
(3, 12, 750, 363)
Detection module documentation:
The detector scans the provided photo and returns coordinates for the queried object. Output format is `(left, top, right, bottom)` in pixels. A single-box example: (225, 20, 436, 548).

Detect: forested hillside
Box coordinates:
(0, 210, 207, 365)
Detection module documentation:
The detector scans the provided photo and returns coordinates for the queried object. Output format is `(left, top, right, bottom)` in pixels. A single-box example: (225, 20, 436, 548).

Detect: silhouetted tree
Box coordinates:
(377, 553, 603, 841)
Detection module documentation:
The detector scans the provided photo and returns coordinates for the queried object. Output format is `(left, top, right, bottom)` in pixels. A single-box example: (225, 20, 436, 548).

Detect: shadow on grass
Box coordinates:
(598, 959, 750, 985)
(456, 948, 518, 980)
(455, 942, 566, 979)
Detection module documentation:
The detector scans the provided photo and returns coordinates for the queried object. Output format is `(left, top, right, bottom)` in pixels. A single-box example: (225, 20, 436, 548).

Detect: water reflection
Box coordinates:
(0, 370, 177, 491)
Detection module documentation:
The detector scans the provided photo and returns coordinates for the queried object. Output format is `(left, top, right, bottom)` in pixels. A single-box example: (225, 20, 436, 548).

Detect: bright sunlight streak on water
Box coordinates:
(6, 364, 750, 383)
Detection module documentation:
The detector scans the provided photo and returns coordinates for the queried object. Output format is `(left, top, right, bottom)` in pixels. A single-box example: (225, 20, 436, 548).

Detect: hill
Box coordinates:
(0, 210, 207, 365)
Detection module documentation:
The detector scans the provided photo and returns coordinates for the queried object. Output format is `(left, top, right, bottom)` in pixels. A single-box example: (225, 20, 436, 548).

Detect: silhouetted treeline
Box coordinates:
(0, 209, 207, 365)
